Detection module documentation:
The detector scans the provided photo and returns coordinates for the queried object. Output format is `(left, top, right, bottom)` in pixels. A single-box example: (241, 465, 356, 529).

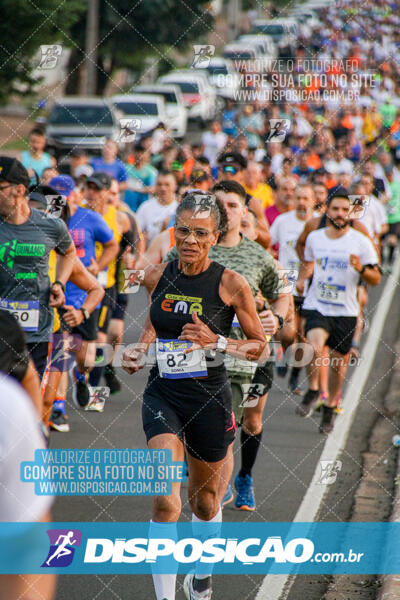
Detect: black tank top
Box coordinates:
(150, 260, 234, 377)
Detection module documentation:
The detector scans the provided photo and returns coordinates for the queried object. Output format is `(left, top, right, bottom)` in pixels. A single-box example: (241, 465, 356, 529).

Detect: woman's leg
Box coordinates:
(148, 433, 184, 600)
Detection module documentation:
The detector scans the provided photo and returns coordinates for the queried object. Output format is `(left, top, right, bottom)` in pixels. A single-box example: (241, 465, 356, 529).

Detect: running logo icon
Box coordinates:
(240, 384, 266, 407)
(119, 118, 141, 143)
(191, 45, 215, 68)
(267, 119, 291, 142)
(38, 45, 62, 70)
(42, 529, 81, 567)
(349, 195, 370, 219)
(317, 460, 342, 485)
(45, 195, 67, 219)
(122, 269, 145, 294)
(86, 386, 109, 412)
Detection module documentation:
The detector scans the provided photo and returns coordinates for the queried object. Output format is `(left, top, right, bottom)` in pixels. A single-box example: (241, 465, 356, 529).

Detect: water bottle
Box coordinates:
(392, 435, 400, 447)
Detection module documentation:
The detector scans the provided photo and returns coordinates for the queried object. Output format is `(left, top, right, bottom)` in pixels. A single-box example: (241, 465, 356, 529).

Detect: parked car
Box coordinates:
(250, 19, 298, 59)
(133, 84, 187, 138)
(223, 43, 257, 64)
(45, 97, 121, 156)
(238, 34, 277, 59)
(157, 71, 216, 125)
(203, 57, 241, 101)
(110, 93, 168, 138)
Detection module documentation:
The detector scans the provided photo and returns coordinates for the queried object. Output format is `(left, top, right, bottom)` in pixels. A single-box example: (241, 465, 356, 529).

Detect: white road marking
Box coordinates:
(256, 256, 400, 600)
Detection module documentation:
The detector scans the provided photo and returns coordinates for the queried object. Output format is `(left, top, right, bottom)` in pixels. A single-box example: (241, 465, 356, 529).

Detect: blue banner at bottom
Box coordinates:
(1, 522, 399, 575)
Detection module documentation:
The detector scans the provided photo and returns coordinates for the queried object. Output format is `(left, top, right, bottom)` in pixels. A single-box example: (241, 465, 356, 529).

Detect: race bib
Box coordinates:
(225, 354, 258, 375)
(97, 269, 108, 288)
(316, 282, 346, 306)
(0, 298, 40, 331)
(156, 338, 208, 379)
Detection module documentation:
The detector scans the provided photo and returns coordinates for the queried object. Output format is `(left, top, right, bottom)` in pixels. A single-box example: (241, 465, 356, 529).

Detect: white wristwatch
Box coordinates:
(216, 335, 228, 352)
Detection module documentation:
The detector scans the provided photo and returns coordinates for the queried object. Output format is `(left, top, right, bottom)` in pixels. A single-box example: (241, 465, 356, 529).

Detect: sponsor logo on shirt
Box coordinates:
(0, 239, 45, 270)
(161, 294, 203, 316)
(316, 256, 348, 271)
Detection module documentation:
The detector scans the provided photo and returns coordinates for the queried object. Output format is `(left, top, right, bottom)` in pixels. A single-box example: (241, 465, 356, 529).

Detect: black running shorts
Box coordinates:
(142, 371, 236, 462)
(303, 309, 357, 355)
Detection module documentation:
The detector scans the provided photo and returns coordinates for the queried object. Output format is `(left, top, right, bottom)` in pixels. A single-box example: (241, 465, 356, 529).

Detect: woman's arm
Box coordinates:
(180, 270, 268, 362)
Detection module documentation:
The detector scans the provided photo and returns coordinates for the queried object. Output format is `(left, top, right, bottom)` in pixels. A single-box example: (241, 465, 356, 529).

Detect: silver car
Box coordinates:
(45, 97, 121, 156)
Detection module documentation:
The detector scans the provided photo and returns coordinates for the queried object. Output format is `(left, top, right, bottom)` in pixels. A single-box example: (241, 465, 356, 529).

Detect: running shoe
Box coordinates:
(234, 473, 255, 511)
(319, 405, 336, 434)
(288, 369, 301, 394)
(72, 368, 90, 409)
(334, 397, 343, 415)
(221, 483, 233, 508)
(49, 408, 70, 433)
(104, 364, 121, 394)
(184, 573, 212, 600)
(295, 389, 320, 417)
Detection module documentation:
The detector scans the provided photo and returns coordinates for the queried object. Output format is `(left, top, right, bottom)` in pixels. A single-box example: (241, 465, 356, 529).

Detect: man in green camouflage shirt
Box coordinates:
(164, 181, 290, 511)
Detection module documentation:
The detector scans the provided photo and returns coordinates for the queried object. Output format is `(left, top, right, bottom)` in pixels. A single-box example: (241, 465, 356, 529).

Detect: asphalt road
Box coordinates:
(50, 267, 400, 600)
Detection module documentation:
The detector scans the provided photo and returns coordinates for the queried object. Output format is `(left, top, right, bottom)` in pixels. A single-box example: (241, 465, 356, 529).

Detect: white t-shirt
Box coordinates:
(270, 211, 308, 291)
(201, 131, 227, 167)
(303, 228, 378, 316)
(358, 195, 387, 238)
(136, 197, 178, 242)
(0, 376, 53, 521)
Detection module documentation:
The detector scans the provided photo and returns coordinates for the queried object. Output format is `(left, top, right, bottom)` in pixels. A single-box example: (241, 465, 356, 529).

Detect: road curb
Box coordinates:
(377, 341, 400, 600)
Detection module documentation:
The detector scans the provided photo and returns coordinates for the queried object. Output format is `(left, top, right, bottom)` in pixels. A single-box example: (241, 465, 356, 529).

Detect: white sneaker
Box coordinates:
(183, 573, 212, 599)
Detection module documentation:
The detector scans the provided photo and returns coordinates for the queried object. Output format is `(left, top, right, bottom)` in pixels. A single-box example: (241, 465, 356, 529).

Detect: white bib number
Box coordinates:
(316, 282, 346, 306)
(156, 339, 208, 379)
(0, 299, 40, 331)
(97, 269, 108, 288)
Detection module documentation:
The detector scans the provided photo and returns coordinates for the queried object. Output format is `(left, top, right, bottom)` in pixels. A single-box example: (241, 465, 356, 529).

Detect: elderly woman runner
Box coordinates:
(123, 193, 267, 600)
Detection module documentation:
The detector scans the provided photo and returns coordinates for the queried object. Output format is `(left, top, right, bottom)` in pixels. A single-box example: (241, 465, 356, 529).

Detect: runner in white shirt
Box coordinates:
(201, 121, 227, 167)
(270, 183, 315, 392)
(136, 172, 178, 245)
(357, 176, 388, 248)
(295, 187, 381, 434)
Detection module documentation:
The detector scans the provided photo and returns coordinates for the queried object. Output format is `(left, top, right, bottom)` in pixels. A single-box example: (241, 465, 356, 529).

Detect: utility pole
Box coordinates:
(228, 0, 240, 41)
(85, 0, 99, 95)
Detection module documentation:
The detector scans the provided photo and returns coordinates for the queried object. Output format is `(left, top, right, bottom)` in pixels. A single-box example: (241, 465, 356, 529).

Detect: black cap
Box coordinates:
(29, 184, 58, 208)
(86, 172, 112, 190)
(217, 152, 248, 169)
(0, 157, 30, 188)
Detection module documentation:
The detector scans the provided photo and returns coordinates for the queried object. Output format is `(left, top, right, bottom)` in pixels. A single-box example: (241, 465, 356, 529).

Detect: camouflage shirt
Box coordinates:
(164, 235, 281, 374)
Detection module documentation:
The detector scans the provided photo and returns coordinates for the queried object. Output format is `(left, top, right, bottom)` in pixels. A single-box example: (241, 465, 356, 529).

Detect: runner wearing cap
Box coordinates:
(27, 179, 105, 430)
(217, 152, 271, 249)
(80, 172, 126, 396)
(0, 157, 75, 381)
(49, 174, 117, 410)
(295, 188, 381, 434)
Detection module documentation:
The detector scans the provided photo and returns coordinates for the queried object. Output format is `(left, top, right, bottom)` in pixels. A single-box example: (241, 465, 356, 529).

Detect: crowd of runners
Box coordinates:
(1, 0, 400, 598)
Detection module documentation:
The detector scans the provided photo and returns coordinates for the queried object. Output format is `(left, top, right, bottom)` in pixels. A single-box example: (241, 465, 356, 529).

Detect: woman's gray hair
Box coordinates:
(175, 192, 228, 237)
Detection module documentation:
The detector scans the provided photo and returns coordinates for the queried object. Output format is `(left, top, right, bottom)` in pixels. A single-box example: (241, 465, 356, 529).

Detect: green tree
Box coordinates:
(65, 0, 214, 95)
(0, 0, 86, 104)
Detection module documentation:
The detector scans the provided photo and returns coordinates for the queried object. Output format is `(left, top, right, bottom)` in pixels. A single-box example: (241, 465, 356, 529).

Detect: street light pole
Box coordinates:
(85, 0, 99, 95)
